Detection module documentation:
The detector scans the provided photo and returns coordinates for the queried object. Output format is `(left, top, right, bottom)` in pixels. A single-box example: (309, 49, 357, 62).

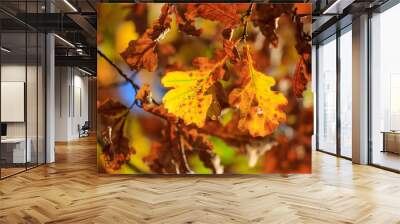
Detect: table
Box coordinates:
(1, 138, 31, 163)
(381, 131, 400, 154)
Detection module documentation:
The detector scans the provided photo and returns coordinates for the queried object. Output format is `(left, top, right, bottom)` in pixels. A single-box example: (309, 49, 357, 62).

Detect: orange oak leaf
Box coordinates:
(161, 57, 227, 127)
(121, 4, 172, 72)
(187, 3, 243, 28)
(229, 45, 287, 137)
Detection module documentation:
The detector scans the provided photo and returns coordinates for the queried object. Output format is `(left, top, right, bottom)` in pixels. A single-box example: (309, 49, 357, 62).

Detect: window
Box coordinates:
(317, 36, 337, 154)
(370, 3, 400, 171)
(339, 28, 352, 158)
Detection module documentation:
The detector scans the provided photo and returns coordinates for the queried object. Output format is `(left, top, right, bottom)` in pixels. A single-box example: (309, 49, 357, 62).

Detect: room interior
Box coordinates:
(0, 0, 399, 222)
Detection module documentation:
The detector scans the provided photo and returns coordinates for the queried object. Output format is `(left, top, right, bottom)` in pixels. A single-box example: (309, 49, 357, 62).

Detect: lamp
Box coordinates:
(1, 47, 11, 53)
(54, 34, 75, 48)
(63, 0, 78, 12)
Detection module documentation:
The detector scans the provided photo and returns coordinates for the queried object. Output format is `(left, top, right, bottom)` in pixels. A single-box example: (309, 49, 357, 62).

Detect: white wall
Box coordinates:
(54, 67, 89, 141)
(1, 65, 38, 138)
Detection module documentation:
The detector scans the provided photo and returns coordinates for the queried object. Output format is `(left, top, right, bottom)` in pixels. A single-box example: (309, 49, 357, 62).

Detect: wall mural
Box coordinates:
(97, 3, 313, 174)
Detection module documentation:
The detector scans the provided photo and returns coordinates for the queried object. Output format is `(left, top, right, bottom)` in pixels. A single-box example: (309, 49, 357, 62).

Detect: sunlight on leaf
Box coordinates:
(161, 69, 218, 127)
(229, 45, 288, 137)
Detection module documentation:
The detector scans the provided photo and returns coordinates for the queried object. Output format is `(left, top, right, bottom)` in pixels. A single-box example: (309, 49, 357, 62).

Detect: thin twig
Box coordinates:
(241, 2, 254, 42)
(97, 49, 161, 107)
(97, 49, 141, 109)
(97, 50, 140, 90)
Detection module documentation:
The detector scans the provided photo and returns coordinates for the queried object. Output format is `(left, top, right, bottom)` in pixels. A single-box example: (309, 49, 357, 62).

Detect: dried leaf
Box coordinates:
(98, 98, 129, 119)
(223, 39, 240, 64)
(143, 115, 220, 174)
(188, 4, 242, 28)
(144, 4, 172, 40)
(229, 45, 287, 137)
(98, 99, 134, 170)
(173, 4, 202, 36)
(121, 4, 172, 72)
(120, 37, 158, 72)
(293, 10, 312, 96)
(98, 99, 130, 134)
(293, 55, 311, 97)
(138, 83, 222, 174)
(251, 4, 293, 47)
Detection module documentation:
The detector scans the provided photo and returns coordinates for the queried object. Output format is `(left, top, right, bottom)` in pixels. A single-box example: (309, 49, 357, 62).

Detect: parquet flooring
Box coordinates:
(1, 136, 400, 224)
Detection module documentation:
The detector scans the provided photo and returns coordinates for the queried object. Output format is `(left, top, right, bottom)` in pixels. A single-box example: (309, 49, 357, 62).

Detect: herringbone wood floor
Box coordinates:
(1, 137, 400, 224)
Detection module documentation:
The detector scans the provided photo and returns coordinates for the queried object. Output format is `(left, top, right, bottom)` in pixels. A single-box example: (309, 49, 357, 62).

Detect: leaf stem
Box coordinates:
(179, 135, 193, 174)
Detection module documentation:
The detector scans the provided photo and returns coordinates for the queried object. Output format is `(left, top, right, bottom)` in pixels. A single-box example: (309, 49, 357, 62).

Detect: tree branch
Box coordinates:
(97, 50, 140, 109)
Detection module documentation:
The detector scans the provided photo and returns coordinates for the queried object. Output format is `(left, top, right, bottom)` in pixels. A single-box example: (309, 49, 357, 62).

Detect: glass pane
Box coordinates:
(1, 30, 27, 177)
(38, 32, 45, 165)
(27, 31, 38, 169)
(339, 29, 352, 158)
(317, 37, 337, 154)
(371, 4, 400, 171)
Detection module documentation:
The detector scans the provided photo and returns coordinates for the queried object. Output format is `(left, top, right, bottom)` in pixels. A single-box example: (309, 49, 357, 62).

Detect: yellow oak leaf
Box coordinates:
(161, 69, 218, 127)
(229, 45, 287, 137)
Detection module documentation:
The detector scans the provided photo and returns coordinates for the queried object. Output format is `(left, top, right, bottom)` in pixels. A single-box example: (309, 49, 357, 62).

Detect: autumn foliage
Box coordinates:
(97, 3, 312, 174)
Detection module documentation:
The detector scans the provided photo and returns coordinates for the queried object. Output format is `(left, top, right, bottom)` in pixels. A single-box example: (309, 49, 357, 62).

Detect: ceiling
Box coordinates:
(312, 0, 390, 43)
(0, 0, 97, 73)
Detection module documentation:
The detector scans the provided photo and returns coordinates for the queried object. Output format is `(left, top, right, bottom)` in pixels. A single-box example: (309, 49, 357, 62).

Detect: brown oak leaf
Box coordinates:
(223, 39, 240, 64)
(138, 85, 222, 174)
(98, 99, 134, 170)
(251, 4, 293, 47)
(293, 54, 311, 97)
(98, 98, 130, 129)
(187, 3, 243, 28)
(121, 37, 158, 72)
(121, 4, 172, 72)
(144, 4, 172, 40)
(173, 4, 202, 36)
